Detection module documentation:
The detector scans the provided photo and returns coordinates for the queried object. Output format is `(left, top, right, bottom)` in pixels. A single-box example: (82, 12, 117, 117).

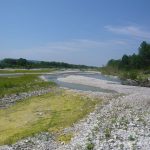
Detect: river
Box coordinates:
(43, 71, 121, 93)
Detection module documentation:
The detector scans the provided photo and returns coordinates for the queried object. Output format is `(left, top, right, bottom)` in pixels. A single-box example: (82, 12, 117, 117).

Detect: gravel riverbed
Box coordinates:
(0, 88, 53, 109)
(1, 75, 150, 150)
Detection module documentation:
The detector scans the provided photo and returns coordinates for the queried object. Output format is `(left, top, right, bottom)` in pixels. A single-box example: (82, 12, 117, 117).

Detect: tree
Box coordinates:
(2, 58, 17, 67)
(106, 41, 150, 70)
(122, 55, 129, 65)
(130, 54, 143, 69)
(17, 58, 28, 67)
(0, 64, 4, 69)
(107, 59, 120, 67)
(139, 41, 150, 66)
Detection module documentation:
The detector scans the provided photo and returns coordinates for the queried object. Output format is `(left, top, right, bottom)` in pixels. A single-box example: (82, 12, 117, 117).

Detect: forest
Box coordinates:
(0, 58, 95, 69)
(106, 41, 150, 70)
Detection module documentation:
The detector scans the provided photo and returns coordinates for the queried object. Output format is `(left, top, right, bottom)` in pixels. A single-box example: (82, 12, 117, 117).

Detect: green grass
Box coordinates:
(99, 67, 150, 81)
(57, 132, 73, 143)
(86, 143, 94, 150)
(0, 75, 56, 98)
(86, 138, 94, 150)
(104, 128, 111, 138)
(0, 90, 100, 145)
(99, 66, 120, 76)
(0, 68, 57, 74)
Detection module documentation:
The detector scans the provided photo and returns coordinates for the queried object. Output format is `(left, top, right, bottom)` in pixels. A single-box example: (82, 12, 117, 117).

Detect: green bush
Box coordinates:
(104, 128, 111, 138)
(120, 71, 138, 80)
(128, 71, 138, 80)
(86, 142, 94, 150)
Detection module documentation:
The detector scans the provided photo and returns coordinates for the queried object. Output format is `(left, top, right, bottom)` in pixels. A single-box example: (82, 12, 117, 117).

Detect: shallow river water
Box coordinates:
(44, 72, 121, 93)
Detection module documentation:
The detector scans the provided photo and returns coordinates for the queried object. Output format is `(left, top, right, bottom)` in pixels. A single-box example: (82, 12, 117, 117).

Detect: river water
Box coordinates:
(44, 72, 121, 93)
(0, 71, 121, 93)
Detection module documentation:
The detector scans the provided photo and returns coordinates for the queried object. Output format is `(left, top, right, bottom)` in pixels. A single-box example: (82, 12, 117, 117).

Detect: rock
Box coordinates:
(121, 78, 150, 87)
(121, 79, 139, 86)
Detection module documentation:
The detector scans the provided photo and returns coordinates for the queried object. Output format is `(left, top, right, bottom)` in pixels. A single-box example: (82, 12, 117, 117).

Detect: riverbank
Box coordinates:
(1, 74, 150, 149)
(99, 67, 150, 87)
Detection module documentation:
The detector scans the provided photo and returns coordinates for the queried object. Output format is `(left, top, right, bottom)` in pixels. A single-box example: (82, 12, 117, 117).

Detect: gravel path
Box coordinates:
(1, 75, 150, 150)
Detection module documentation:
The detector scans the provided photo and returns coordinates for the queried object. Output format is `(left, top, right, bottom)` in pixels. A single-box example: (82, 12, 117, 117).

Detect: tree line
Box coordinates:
(0, 58, 96, 69)
(106, 41, 150, 70)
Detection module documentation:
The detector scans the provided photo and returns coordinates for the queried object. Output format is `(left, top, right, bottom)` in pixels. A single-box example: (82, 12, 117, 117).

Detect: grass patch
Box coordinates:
(0, 75, 56, 98)
(99, 67, 150, 81)
(0, 90, 100, 145)
(0, 68, 57, 74)
(86, 138, 94, 150)
(104, 128, 111, 139)
(86, 143, 94, 150)
(57, 132, 73, 143)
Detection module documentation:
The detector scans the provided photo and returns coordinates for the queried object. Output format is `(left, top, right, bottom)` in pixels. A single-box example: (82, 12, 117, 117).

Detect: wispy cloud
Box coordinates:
(16, 39, 127, 54)
(105, 25, 150, 39)
(0, 39, 128, 65)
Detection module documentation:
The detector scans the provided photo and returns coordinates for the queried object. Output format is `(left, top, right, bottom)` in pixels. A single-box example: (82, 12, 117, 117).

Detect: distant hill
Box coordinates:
(0, 58, 97, 69)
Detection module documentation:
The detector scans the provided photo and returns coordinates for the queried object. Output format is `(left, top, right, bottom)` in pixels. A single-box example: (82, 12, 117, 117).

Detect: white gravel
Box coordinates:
(57, 75, 150, 150)
(1, 75, 150, 150)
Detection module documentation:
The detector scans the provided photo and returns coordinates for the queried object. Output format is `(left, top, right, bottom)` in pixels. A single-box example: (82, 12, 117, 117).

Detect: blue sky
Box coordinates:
(0, 0, 150, 66)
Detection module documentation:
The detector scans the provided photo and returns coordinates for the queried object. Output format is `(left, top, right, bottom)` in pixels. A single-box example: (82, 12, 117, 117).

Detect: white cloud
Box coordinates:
(0, 39, 129, 66)
(105, 25, 150, 39)
(13, 39, 127, 54)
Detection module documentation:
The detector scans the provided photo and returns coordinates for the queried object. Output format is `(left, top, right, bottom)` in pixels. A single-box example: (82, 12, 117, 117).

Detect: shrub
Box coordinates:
(86, 142, 94, 150)
(104, 128, 111, 138)
(120, 71, 138, 80)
